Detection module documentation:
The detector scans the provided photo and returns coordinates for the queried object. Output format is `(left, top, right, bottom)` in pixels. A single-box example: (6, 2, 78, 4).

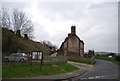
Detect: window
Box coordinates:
(11, 53, 16, 56)
(22, 53, 27, 56)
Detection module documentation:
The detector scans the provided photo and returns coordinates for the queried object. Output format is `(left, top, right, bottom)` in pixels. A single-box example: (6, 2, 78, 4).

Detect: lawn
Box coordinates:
(95, 56, 120, 65)
(2, 63, 79, 78)
(68, 56, 96, 64)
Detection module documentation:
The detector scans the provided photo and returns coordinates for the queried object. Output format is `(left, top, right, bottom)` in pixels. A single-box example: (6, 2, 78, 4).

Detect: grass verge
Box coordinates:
(68, 57, 96, 65)
(2, 63, 79, 78)
(95, 56, 120, 65)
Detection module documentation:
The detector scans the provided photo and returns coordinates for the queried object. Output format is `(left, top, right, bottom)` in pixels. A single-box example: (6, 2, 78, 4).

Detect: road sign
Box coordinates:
(39, 52, 43, 59)
(32, 52, 37, 59)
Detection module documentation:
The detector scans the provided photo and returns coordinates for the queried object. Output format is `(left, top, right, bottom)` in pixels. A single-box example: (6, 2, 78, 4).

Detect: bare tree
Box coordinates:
(1, 8, 11, 29)
(0, 10, 2, 27)
(12, 9, 34, 39)
(1, 8, 34, 39)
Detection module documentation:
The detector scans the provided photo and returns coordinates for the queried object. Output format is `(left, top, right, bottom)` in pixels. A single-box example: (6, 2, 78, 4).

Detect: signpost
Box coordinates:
(31, 51, 43, 71)
(32, 52, 37, 59)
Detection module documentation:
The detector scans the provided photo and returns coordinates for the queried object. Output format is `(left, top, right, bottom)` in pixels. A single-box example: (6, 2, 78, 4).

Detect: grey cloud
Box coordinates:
(39, 2, 118, 52)
(2, 2, 118, 53)
(2, 2, 30, 10)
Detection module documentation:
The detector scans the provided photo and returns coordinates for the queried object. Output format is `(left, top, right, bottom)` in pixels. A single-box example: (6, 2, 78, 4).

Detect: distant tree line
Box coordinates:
(41, 40, 58, 54)
(0, 7, 34, 39)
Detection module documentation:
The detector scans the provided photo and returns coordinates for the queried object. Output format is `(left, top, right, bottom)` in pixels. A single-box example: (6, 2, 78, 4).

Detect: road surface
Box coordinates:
(68, 59, 119, 80)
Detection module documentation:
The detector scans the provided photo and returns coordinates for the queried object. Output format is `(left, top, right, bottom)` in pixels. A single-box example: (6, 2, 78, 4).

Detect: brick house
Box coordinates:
(58, 26, 84, 57)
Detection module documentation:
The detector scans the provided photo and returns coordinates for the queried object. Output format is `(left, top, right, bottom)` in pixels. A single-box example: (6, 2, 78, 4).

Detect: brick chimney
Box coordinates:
(71, 25, 76, 34)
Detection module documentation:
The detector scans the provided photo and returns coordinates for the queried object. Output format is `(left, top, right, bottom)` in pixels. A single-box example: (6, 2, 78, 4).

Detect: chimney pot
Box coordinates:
(71, 25, 76, 34)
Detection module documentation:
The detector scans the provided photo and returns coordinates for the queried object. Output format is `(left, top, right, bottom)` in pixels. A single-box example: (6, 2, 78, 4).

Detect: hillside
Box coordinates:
(2, 28, 51, 56)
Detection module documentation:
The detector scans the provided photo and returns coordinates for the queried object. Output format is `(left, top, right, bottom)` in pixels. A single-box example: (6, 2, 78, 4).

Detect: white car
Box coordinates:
(5, 53, 29, 62)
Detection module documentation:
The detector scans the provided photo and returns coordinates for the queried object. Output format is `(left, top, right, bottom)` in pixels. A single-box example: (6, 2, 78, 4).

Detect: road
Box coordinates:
(68, 59, 119, 80)
(2, 59, 119, 81)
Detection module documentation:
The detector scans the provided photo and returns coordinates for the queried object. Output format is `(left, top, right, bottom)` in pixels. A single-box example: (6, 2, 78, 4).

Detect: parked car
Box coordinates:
(5, 53, 29, 62)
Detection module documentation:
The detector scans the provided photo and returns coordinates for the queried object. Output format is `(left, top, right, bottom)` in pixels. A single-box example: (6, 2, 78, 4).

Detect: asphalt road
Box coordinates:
(68, 59, 119, 80)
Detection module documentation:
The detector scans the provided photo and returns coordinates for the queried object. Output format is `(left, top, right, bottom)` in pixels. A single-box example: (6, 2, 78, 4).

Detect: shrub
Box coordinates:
(115, 55, 120, 61)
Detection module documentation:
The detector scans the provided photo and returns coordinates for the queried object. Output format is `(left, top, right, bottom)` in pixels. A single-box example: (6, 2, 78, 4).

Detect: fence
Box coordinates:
(3, 55, 68, 65)
(43, 56, 68, 64)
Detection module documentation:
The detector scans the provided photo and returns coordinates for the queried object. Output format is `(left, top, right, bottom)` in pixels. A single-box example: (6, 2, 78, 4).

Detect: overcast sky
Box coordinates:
(1, 0, 118, 53)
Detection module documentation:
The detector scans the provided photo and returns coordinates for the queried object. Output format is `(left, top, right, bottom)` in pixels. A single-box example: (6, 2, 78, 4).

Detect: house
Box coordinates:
(58, 25, 84, 57)
(107, 53, 115, 58)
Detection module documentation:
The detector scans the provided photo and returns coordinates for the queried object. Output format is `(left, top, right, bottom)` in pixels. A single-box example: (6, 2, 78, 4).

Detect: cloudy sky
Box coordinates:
(1, 0, 119, 53)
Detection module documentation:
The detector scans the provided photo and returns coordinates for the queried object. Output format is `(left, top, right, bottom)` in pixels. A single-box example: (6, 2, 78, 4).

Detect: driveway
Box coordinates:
(68, 59, 119, 80)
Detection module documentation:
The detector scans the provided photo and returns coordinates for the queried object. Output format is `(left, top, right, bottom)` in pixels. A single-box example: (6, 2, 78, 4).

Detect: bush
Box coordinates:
(16, 30, 21, 37)
(95, 56, 120, 66)
(68, 56, 96, 64)
(115, 55, 120, 61)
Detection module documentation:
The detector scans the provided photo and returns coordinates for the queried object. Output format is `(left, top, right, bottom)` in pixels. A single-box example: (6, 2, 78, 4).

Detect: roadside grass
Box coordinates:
(95, 56, 120, 65)
(68, 57, 96, 65)
(2, 63, 79, 78)
(43, 54, 50, 57)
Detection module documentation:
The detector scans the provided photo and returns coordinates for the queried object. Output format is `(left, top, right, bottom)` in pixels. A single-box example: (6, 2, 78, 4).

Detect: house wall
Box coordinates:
(58, 26, 84, 57)
(80, 42, 84, 57)
(63, 42, 68, 56)
(62, 35, 84, 56)
(67, 35, 80, 56)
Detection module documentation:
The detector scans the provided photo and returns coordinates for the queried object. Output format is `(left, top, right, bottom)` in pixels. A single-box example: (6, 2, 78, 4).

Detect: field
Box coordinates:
(2, 63, 79, 78)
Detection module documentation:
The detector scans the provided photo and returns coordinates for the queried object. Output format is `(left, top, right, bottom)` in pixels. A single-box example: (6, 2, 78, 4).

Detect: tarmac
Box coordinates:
(23, 61, 93, 80)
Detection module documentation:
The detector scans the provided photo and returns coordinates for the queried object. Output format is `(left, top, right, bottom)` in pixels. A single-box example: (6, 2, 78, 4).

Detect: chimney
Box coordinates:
(71, 25, 76, 34)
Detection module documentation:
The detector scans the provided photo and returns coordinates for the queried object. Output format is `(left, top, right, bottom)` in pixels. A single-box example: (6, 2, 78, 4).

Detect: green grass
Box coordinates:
(2, 63, 79, 78)
(95, 56, 120, 65)
(43, 54, 50, 57)
(68, 57, 96, 65)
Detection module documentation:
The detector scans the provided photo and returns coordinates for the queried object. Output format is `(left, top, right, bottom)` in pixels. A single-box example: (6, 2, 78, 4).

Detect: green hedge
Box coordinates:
(115, 55, 120, 61)
(68, 56, 96, 64)
(95, 56, 120, 65)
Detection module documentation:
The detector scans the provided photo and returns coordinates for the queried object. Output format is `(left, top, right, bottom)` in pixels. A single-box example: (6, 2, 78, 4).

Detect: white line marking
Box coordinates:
(80, 76, 105, 79)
